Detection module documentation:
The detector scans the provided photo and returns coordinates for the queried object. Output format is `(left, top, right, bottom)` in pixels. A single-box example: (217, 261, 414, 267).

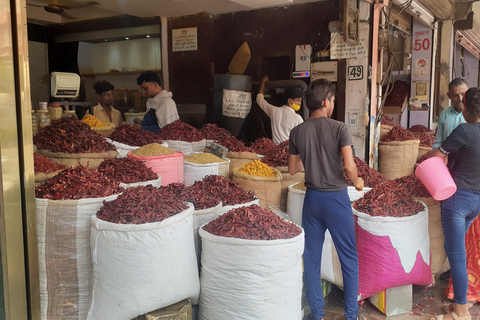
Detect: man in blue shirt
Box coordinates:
(433, 78, 469, 149)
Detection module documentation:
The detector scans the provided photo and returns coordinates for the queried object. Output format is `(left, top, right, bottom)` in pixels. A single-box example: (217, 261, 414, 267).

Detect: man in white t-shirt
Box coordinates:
(256, 75, 304, 143)
(137, 71, 180, 133)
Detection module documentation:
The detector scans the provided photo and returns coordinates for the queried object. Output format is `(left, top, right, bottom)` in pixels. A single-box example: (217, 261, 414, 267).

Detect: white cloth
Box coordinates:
(256, 93, 303, 144)
(147, 90, 180, 128)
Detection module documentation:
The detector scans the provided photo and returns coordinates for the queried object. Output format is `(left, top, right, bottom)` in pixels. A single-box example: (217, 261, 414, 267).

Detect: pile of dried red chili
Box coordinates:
(97, 158, 158, 184)
(381, 125, 419, 142)
(250, 138, 289, 167)
(384, 81, 410, 106)
(393, 175, 431, 198)
(200, 123, 233, 141)
(194, 175, 256, 206)
(416, 152, 431, 164)
(203, 204, 301, 240)
(97, 185, 189, 224)
(381, 115, 395, 126)
(33, 117, 115, 153)
(109, 124, 163, 146)
(157, 120, 206, 142)
(159, 182, 221, 211)
(344, 157, 388, 187)
(217, 136, 252, 152)
(412, 132, 435, 147)
(353, 180, 424, 217)
(251, 137, 277, 156)
(409, 125, 433, 133)
(35, 166, 124, 200)
(34, 153, 66, 174)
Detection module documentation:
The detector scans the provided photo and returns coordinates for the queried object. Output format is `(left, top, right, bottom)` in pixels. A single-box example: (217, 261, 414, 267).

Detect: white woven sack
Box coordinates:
(286, 184, 305, 226)
(198, 224, 305, 320)
(193, 202, 223, 266)
(105, 138, 168, 158)
(184, 157, 230, 186)
(119, 177, 162, 189)
(218, 198, 259, 216)
(88, 204, 200, 320)
(35, 194, 120, 320)
(163, 139, 206, 153)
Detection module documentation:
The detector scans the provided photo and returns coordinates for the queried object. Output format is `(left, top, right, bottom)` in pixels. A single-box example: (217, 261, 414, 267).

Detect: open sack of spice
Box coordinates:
(183, 152, 230, 186)
(107, 124, 167, 158)
(97, 157, 161, 188)
(33, 117, 118, 169)
(35, 165, 124, 320)
(352, 180, 432, 300)
(128, 143, 184, 185)
(232, 160, 282, 209)
(157, 120, 206, 153)
(33, 153, 66, 183)
(88, 185, 200, 320)
(198, 204, 304, 320)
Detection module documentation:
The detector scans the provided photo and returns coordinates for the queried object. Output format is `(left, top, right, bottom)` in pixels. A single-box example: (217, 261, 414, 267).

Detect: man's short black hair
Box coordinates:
(305, 79, 335, 112)
(136, 71, 163, 87)
(449, 78, 469, 91)
(93, 80, 114, 94)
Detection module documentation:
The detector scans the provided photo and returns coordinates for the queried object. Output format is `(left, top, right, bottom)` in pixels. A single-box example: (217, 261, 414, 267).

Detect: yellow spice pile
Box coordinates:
(130, 143, 176, 157)
(81, 115, 108, 127)
(239, 160, 276, 177)
(185, 153, 227, 164)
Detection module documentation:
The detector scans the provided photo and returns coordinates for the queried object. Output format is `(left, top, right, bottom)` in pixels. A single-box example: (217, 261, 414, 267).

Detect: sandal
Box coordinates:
(442, 303, 473, 314)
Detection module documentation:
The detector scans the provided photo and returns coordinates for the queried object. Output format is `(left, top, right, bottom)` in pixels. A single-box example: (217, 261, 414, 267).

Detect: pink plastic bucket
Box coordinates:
(415, 157, 457, 201)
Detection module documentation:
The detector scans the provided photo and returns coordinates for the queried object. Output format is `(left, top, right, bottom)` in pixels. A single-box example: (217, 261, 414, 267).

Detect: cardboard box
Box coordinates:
(368, 285, 412, 316)
(145, 299, 192, 320)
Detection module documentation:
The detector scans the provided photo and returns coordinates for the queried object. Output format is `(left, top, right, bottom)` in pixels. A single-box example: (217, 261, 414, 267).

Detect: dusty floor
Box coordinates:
(315, 264, 480, 320)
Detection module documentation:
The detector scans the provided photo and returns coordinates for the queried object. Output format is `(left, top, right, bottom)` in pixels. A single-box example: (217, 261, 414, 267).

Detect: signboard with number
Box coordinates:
(348, 65, 363, 81)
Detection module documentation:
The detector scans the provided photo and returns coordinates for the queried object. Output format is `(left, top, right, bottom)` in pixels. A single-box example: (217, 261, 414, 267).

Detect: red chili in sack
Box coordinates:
(97, 158, 158, 183)
(34, 153, 66, 174)
(110, 124, 163, 146)
(203, 204, 301, 240)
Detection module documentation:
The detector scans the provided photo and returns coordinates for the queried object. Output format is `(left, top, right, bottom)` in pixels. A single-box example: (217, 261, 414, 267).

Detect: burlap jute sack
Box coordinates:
(35, 170, 63, 183)
(232, 167, 282, 209)
(36, 149, 118, 169)
(275, 166, 305, 212)
(380, 125, 393, 141)
(418, 146, 432, 159)
(416, 197, 446, 276)
(226, 151, 258, 179)
(378, 140, 419, 180)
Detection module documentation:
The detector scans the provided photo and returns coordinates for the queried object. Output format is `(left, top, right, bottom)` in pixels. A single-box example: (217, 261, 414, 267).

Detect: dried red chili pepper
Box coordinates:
(344, 157, 388, 187)
(34, 153, 66, 174)
(157, 120, 205, 142)
(250, 138, 289, 167)
(409, 125, 433, 133)
(97, 158, 158, 183)
(393, 175, 431, 198)
(35, 166, 124, 200)
(412, 132, 435, 147)
(33, 117, 115, 153)
(109, 124, 163, 146)
(97, 185, 189, 224)
(200, 123, 233, 141)
(384, 81, 410, 107)
(194, 175, 256, 206)
(353, 180, 424, 217)
(216, 136, 252, 152)
(417, 152, 431, 164)
(381, 115, 395, 126)
(381, 125, 418, 142)
(203, 204, 301, 240)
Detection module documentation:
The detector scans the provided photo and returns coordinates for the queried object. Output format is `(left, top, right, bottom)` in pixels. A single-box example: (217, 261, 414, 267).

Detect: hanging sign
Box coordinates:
(172, 27, 198, 52)
(330, 24, 369, 59)
(222, 89, 252, 118)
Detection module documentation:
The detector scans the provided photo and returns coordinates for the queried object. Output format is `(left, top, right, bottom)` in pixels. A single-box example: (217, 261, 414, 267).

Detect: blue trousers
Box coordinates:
(303, 188, 359, 320)
(441, 188, 480, 305)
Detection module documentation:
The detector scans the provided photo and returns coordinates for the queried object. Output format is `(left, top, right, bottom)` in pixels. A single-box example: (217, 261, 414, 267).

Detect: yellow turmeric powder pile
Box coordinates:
(239, 160, 276, 177)
(82, 115, 108, 127)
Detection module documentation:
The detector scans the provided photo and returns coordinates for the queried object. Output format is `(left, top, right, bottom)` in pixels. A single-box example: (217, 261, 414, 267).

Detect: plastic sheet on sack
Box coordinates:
(128, 151, 184, 185)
